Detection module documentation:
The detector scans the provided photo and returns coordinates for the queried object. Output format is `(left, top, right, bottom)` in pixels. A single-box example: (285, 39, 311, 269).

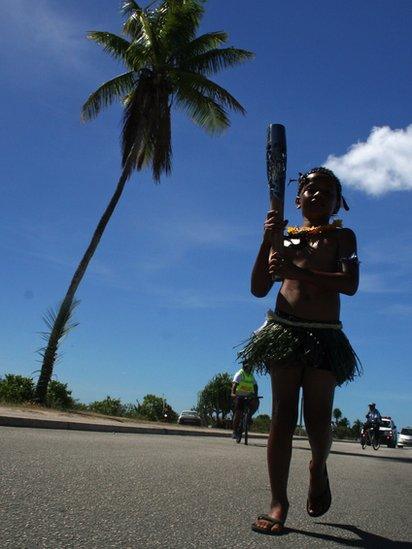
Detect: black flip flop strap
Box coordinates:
(256, 514, 283, 526)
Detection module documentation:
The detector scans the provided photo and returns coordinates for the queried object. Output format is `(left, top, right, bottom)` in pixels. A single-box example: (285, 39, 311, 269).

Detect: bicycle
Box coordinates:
(234, 396, 263, 445)
(360, 424, 380, 450)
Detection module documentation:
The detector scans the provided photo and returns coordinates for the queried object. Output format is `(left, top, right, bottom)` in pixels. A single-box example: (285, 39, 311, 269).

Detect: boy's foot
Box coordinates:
(307, 461, 331, 517)
(251, 502, 288, 535)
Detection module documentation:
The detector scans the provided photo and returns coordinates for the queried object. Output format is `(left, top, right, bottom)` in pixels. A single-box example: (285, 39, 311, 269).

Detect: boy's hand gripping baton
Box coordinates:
(266, 124, 287, 253)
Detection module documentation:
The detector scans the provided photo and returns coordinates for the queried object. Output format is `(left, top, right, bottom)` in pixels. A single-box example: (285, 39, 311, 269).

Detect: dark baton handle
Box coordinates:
(266, 124, 287, 253)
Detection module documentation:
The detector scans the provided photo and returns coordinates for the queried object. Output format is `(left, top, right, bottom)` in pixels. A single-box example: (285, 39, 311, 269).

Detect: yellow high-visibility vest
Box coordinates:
(236, 370, 255, 395)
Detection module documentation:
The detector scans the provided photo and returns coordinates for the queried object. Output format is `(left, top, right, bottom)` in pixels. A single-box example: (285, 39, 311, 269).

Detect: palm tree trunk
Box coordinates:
(35, 166, 130, 404)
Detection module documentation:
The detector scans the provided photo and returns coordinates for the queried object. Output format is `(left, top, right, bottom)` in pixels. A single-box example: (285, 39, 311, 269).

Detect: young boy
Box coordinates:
(238, 167, 360, 535)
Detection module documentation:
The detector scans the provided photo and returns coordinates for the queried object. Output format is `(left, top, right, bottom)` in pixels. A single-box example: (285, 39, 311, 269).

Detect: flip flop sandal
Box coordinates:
(307, 466, 332, 517)
(251, 514, 285, 536)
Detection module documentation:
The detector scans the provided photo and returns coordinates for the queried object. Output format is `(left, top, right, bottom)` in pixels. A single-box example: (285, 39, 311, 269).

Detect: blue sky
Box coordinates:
(1, 0, 411, 428)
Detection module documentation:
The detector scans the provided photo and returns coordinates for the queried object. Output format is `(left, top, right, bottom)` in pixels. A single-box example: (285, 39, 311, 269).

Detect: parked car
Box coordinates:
(177, 410, 202, 426)
(379, 417, 398, 448)
(397, 427, 412, 448)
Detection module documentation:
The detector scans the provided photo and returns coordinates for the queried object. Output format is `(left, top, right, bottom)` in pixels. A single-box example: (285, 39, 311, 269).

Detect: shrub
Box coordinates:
(252, 414, 271, 433)
(335, 425, 352, 439)
(0, 374, 35, 403)
(137, 394, 166, 421)
(89, 396, 124, 416)
(46, 380, 75, 409)
(123, 402, 140, 418)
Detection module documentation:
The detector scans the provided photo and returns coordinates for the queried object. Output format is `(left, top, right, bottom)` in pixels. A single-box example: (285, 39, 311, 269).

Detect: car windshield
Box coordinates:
(182, 411, 198, 416)
(380, 420, 391, 428)
(401, 428, 412, 435)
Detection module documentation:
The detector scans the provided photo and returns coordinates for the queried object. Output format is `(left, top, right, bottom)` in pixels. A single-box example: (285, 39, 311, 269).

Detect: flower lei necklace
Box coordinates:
(287, 219, 342, 237)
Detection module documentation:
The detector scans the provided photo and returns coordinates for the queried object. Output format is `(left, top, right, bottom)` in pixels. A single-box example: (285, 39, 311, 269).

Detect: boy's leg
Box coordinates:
(254, 363, 303, 532)
(302, 367, 336, 500)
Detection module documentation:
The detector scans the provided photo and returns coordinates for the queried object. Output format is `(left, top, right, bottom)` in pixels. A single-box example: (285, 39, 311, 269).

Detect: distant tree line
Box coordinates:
(0, 374, 177, 423)
(332, 407, 363, 440)
(0, 372, 364, 438)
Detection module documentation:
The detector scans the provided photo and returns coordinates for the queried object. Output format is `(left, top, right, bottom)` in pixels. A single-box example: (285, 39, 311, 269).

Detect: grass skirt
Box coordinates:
(237, 310, 361, 386)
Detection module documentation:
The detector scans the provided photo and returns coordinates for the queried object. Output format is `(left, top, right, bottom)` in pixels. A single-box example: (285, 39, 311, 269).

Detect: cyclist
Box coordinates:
(231, 364, 259, 439)
(363, 403, 382, 442)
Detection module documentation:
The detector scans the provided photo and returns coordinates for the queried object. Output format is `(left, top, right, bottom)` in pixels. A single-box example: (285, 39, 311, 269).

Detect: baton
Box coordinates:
(266, 124, 287, 253)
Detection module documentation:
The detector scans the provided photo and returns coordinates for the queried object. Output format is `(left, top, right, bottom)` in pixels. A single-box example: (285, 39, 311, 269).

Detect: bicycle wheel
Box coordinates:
(372, 432, 380, 451)
(243, 408, 249, 445)
(361, 435, 366, 450)
(236, 413, 243, 443)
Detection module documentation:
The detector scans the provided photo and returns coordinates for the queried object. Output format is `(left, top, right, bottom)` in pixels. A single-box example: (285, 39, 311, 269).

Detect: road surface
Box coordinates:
(1, 427, 411, 548)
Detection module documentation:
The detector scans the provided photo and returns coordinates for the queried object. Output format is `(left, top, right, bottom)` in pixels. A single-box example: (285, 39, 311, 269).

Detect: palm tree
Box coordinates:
(34, 0, 253, 403)
(351, 419, 363, 439)
(332, 407, 343, 426)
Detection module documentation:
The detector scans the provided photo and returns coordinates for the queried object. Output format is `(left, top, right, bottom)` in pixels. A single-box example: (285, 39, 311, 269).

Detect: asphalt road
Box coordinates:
(1, 427, 411, 548)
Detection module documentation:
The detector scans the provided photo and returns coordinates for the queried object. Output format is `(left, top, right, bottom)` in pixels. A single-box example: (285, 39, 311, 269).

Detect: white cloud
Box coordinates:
(1, 0, 89, 72)
(382, 304, 412, 316)
(325, 125, 412, 196)
(162, 218, 255, 248)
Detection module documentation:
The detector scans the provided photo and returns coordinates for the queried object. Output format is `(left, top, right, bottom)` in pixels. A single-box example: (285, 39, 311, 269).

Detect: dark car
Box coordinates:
(379, 417, 398, 448)
(177, 410, 202, 426)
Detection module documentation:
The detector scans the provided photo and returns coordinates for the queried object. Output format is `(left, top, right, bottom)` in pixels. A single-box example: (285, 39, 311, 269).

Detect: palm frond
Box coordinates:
(37, 299, 80, 364)
(158, 0, 204, 56)
(151, 93, 172, 180)
(121, 0, 143, 17)
(171, 69, 246, 115)
(139, 11, 162, 62)
(184, 47, 255, 76)
(87, 31, 131, 63)
(174, 83, 229, 133)
(123, 7, 145, 40)
(124, 41, 153, 70)
(121, 74, 156, 177)
(81, 71, 136, 121)
(122, 1, 158, 46)
(176, 31, 228, 58)
(122, 73, 172, 181)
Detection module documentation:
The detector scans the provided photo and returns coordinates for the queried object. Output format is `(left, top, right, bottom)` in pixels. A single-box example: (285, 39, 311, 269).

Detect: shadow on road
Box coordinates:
(244, 442, 412, 465)
(293, 445, 412, 464)
(286, 522, 409, 547)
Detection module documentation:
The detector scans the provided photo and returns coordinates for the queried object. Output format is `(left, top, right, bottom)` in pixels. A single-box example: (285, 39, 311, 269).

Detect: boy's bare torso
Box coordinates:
(276, 229, 343, 322)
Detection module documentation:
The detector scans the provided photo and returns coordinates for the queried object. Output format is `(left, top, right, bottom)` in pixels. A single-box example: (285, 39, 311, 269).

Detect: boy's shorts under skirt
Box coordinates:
(237, 309, 361, 386)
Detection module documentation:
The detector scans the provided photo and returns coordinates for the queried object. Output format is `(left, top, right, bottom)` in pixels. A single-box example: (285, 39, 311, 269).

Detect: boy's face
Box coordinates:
(296, 174, 339, 219)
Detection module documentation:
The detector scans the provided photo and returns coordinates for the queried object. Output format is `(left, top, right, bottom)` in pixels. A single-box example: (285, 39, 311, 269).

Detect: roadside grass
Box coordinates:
(0, 401, 177, 425)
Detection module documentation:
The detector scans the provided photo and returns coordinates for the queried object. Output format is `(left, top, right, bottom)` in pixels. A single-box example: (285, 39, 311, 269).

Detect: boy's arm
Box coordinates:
(231, 382, 238, 398)
(270, 229, 359, 296)
(251, 241, 274, 297)
(251, 211, 285, 297)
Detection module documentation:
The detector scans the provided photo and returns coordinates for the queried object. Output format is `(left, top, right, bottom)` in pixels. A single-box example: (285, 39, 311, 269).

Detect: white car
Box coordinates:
(397, 427, 412, 448)
(177, 410, 202, 426)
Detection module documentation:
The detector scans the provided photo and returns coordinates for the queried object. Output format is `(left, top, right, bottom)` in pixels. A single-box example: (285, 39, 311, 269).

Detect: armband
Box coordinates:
(339, 253, 360, 265)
